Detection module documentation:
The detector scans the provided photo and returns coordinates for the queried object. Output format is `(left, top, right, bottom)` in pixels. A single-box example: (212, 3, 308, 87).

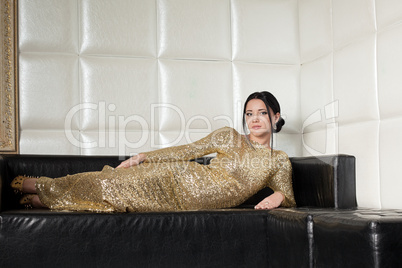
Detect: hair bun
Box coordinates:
(274, 117, 285, 133)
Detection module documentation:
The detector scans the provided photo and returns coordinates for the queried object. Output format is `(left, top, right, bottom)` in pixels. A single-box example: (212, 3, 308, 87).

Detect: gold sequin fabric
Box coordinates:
(36, 127, 296, 212)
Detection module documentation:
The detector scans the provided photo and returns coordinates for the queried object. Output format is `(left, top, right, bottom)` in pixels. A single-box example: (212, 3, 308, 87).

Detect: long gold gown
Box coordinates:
(36, 127, 296, 212)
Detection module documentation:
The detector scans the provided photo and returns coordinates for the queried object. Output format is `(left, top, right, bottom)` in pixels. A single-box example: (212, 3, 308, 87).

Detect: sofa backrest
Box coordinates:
(0, 154, 356, 211)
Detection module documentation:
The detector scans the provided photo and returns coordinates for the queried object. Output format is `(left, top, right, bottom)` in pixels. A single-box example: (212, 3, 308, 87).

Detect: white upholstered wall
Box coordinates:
(18, 0, 402, 209)
(299, 0, 402, 209)
(19, 0, 301, 157)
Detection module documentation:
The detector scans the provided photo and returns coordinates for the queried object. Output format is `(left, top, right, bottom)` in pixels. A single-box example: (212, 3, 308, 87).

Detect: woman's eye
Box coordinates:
(260, 112, 268, 115)
(246, 113, 252, 117)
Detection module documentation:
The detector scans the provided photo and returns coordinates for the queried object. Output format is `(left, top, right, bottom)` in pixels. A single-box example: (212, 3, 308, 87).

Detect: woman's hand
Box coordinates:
(116, 154, 146, 168)
(254, 192, 284, 210)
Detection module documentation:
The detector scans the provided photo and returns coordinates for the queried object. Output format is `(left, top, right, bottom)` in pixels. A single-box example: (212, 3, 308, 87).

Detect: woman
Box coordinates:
(11, 91, 296, 212)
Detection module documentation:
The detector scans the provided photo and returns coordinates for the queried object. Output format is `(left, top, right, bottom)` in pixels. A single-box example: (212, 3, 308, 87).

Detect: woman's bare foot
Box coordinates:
(11, 176, 38, 194)
(22, 178, 38, 193)
(31, 195, 47, 208)
(20, 194, 47, 209)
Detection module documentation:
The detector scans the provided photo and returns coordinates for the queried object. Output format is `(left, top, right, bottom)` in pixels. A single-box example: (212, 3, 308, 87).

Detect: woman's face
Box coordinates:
(245, 99, 279, 138)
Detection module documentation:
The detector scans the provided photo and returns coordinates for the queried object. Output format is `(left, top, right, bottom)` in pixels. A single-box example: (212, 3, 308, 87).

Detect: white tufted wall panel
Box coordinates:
(376, 0, 402, 30)
(377, 23, 402, 119)
(333, 35, 379, 125)
(300, 54, 333, 134)
(19, 54, 80, 130)
(332, 0, 376, 50)
(158, 0, 231, 60)
(380, 118, 402, 208)
(298, 0, 332, 63)
(79, 57, 159, 131)
(299, 0, 402, 209)
(338, 122, 381, 208)
(80, 0, 157, 57)
(18, 0, 78, 53)
(19, 0, 300, 157)
(232, 0, 299, 64)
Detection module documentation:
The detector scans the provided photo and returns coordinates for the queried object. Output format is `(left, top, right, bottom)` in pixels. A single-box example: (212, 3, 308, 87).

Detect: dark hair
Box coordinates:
(242, 91, 285, 149)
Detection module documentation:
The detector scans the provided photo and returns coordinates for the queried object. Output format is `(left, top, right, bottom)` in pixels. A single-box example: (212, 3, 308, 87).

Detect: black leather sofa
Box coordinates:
(1, 154, 401, 268)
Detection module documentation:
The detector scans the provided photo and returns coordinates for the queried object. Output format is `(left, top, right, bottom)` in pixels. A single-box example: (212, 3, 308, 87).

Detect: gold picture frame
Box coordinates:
(0, 0, 18, 154)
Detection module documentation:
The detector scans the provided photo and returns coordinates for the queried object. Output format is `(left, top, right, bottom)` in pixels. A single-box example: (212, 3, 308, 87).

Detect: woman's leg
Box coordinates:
(35, 169, 118, 212)
(31, 195, 46, 208)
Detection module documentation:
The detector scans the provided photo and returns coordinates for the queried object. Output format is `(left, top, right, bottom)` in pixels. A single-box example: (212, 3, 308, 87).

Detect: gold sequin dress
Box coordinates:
(36, 127, 296, 212)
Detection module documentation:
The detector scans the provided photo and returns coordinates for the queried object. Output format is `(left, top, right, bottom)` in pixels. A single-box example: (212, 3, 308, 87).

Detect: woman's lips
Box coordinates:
(252, 126, 261, 129)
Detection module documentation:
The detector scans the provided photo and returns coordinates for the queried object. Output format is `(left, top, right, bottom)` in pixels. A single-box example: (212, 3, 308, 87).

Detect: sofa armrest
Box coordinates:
(290, 154, 357, 209)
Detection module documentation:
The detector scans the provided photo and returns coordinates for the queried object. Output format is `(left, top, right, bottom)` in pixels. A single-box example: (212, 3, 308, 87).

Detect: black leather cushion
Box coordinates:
(267, 208, 402, 268)
(309, 208, 402, 267)
(2, 208, 402, 267)
(266, 209, 312, 268)
(0, 209, 309, 268)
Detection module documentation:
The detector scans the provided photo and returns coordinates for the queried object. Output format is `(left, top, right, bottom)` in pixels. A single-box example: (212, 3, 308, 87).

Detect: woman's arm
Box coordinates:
(117, 127, 234, 168)
(255, 152, 296, 209)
